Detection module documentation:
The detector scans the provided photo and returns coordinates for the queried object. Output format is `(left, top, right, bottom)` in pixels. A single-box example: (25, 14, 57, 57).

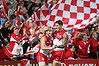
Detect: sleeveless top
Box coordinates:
(53, 29, 66, 51)
(40, 34, 53, 56)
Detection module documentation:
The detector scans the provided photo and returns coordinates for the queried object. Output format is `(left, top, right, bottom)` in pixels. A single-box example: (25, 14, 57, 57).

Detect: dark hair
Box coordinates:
(10, 14, 16, 20)
(7, 2, 11, 6)
(79, 34, 86, 40)
(68, 45, 74, 49)
(13, 27, 20, 30)
(56, 20, 63, 26)
(45, 30, 49, 34)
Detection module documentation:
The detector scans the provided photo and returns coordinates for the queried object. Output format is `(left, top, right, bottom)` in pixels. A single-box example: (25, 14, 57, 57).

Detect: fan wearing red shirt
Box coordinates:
(78, 33, 90, 58)
(88, 32, 99, 59)
(0, 39, 15, 60)
(9, 27, 24, 56)
(72, 30, 81, 54)
(63, 45, 75, 60)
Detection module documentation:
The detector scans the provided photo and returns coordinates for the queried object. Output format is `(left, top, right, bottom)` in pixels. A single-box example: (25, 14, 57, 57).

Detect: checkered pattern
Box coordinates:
(26, 0, 99, 30)
(46, 0, 99, 30)
(26, 1, 52, 26)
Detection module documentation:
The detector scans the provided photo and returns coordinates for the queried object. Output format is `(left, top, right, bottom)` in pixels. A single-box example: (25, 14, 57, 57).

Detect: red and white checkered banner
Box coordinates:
(26, 0, 52, 26)
(26, 0, 61, 25)
(27, 0, 99, 30)
(46, 0, 99, 30)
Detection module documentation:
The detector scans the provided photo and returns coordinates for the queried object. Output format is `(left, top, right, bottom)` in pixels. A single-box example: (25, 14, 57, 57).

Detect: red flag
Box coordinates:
(1, 0, 8, 16)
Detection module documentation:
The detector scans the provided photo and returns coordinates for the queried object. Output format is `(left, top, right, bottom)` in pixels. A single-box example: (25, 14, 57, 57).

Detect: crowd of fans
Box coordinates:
(0, 0, 99, 64)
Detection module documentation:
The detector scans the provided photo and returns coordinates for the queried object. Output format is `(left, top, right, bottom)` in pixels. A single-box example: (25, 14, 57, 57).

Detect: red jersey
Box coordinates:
(53, 29, 66, 48)
(72, 38, 80, 46)
(72, 31, 81, 46)
(0, 49, 6, 60)
(44, 34, 53, 47)
(78, 40, 90, 56)
(39, 34, 52, 55)
(63, 49, 74, 59)
(52, 29, 66, 62)
(9, 33, 23, 55)
(37, 34, 52, 65)
(89, 38, 99, 52)
(55, 29, 66, 40)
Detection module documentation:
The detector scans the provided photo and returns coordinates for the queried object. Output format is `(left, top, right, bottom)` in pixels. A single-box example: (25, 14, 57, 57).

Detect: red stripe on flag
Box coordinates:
(1, 0, 8, 16)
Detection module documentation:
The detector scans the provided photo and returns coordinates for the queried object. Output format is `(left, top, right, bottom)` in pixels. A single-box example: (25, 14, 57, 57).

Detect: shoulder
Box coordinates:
(41, 35, 46, 40)
(63, 32, 68, 37)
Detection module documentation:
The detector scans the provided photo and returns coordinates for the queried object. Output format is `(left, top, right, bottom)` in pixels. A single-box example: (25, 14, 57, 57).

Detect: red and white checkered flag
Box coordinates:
(26, 0, 60, 25)
(46, 0, 99, 30)
(26, 1, 53, 26)
(27, 0, 99, 30)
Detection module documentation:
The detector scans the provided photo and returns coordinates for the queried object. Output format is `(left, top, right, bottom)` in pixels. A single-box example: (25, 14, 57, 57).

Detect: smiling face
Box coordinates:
(55, 20, 63, 31)
(14, 28, 20, 35)
(71, 46, 75, 52)
(92, 32, 98, 40)
(82, 34, 87, 41)
(55, 23, 62, 31)
(48, 30, 53, 37)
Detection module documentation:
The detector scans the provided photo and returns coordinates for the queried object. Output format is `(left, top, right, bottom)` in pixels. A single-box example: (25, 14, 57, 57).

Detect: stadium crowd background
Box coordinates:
(0, 0, 99, 61)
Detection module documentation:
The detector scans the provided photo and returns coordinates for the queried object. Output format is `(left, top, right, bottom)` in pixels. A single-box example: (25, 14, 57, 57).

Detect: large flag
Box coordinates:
(26, 0, 61, 25)
(26, 0, 54, 26)
(46, 0, 99, 30)
(27, 3, 49, 25)
(1, 0, 8, 16)
(26, 0, 99, 30)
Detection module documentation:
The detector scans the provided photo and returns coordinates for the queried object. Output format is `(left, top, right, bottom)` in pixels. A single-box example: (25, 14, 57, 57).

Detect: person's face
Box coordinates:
(39, 32, 43, 38)
(84, 28, 88, 32)
(83, 35, 87, 41)
(92, 32, 97, 40)
(43, 26, 49, 34)
(55, 23, 62, 31)
(71, 46, 75, 52)
(45, 30, 52, 36)
(5, 21, 10, 27)
(48, 30, 52, 37)
(14, 29, 19, 35)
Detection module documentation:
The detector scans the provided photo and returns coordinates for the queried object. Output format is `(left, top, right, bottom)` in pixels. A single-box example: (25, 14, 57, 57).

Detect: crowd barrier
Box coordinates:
(0, 59, 99, 66)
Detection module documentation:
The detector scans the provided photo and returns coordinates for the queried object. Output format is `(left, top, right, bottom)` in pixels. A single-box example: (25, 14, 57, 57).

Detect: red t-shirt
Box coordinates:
(63, 49, 74, 59)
